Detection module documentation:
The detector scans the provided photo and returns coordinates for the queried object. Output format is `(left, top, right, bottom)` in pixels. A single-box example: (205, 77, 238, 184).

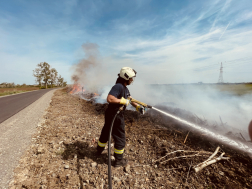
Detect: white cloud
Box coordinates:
(108, 25, 252, 84)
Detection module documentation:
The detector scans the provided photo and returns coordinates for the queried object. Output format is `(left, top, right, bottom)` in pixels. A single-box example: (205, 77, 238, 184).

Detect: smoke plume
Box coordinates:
(71, 43, 112, 92)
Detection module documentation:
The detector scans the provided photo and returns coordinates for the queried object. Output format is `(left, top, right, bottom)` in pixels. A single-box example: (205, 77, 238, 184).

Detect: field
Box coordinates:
(211, 83, 252, 96)
(10, 88, 252, 188)
(151, 83, 252, 96)
(0, 87, 39, 96)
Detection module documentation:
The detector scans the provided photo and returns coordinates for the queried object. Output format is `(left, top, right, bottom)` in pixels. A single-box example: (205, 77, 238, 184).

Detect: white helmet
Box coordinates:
(119, 67, 136, 80)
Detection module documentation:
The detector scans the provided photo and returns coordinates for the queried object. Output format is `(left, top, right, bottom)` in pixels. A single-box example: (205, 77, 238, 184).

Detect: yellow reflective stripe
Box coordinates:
(98, 141, 107, 147)
(114, 148, 124, 154)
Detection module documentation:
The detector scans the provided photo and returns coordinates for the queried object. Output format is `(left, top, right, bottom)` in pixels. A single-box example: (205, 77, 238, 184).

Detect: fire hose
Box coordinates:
(107, 97, 152, 189)
(107, 106, 122, 189)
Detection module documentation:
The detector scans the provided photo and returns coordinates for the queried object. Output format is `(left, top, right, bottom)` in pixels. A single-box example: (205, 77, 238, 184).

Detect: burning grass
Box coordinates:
(10, 88, 252, 189)
(69, 83, 83, 94)
(0, 87, 39, 96)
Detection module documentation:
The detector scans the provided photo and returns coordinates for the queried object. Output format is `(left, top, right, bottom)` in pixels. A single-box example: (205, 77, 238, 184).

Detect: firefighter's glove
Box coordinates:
(136, 105, 146, 115)
(120, 97, 130, 106)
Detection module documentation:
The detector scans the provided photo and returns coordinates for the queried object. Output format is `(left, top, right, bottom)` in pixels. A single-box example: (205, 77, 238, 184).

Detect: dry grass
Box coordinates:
(0, 87, 39, 96)
(215, 83, 252, 95)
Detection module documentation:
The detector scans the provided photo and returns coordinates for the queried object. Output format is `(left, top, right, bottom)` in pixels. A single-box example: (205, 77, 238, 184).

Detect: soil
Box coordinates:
(10, 88, 252, 189)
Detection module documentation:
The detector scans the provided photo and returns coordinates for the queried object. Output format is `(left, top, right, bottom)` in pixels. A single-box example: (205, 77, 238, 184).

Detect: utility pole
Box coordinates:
(218, 62, 224, 83)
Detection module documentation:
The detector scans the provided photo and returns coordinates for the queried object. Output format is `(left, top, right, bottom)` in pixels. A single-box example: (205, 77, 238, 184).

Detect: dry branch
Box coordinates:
(186, 161, 192, 183)
(139, 128, 168, 130)
(160, 153, 211, 165)
(154, 150, 212, 163)
(240, 133, 246, 141)
(184, 131, 190, 144)
(164, 166, 187, 171)
(174, 130, 182, 134)
(193, 147, 230, 173)
(205, 146, 220, 162)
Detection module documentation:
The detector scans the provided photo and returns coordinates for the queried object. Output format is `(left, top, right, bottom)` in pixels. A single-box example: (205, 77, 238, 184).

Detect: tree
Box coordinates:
(57, 75, 64, 87)
(49, 68, 58, 88)
(33, 62, 66, 89)
(41, 62, 51, 89)
(33, 68, 43, 87)
(63, 81, 67, 87)
(1, 82, 6, 88)
(0, 82, 15, 88)
(57, 75, 67, 87)
(33, 62, 51, 89)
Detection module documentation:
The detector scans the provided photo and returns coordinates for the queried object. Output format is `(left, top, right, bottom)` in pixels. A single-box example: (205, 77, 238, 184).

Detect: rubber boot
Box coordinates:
(96, 146, 104, 157)
(114, 158, 128, 167)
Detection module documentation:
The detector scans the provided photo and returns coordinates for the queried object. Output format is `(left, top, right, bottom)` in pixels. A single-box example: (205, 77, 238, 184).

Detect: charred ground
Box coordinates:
(10, 88, 252, 189)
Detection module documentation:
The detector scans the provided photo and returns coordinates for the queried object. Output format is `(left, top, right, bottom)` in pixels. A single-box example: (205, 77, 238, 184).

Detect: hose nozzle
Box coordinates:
(147, 105, 152, 108)
(128, 97, 152, 108)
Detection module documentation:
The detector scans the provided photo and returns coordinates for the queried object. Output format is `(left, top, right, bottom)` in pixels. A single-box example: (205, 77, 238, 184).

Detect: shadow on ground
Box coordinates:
(62, 141, 109, 189)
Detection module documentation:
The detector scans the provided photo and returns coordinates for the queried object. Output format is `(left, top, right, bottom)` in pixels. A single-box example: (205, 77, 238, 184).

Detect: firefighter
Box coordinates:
(97, 67, 145, 167)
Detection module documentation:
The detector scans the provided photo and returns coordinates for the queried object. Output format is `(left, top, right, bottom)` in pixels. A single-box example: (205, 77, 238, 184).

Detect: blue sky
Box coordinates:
(1, 0, 252, 84)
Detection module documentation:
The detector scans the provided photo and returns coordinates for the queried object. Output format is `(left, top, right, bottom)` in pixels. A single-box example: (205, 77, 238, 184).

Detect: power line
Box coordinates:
(224, 61, 252, 68)
(194, 57, 252, 72)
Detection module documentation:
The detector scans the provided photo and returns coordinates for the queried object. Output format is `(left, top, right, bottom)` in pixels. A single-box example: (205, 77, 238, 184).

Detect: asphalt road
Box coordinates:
(0, 89, 55, 124)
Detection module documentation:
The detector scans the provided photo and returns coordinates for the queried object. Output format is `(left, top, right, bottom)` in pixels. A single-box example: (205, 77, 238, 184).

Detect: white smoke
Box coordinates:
(130, 82, 252, 139)
(71, 42, 252, 140)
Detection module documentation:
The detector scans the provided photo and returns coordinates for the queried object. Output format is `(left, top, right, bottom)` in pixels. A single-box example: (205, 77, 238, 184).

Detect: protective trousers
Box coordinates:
(97, 108, 125, 160)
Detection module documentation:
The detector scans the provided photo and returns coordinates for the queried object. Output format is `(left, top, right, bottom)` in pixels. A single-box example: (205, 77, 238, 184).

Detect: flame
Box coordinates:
(70, 83, 83, 94)
(93, 93, 99, 96)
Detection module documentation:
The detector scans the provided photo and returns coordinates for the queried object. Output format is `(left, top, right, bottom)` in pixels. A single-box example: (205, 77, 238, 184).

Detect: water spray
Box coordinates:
(152, 107, 252, 154)
(129, 97, 252, 155)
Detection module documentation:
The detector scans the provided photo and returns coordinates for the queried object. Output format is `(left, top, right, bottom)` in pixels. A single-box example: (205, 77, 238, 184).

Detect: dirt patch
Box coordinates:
(10, 88, 252, 188)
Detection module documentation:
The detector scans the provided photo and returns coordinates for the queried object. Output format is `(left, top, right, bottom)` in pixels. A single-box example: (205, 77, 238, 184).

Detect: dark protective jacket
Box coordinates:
(97, 82, 130, 160)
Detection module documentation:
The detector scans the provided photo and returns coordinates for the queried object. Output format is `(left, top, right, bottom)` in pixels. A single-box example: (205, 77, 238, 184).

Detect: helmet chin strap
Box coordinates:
(128, 77, 135, 85)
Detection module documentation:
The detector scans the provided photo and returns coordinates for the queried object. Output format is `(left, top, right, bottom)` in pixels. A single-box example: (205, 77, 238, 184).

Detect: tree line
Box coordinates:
(33, 62, 67, 89)
(0, 82, 30, 88)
